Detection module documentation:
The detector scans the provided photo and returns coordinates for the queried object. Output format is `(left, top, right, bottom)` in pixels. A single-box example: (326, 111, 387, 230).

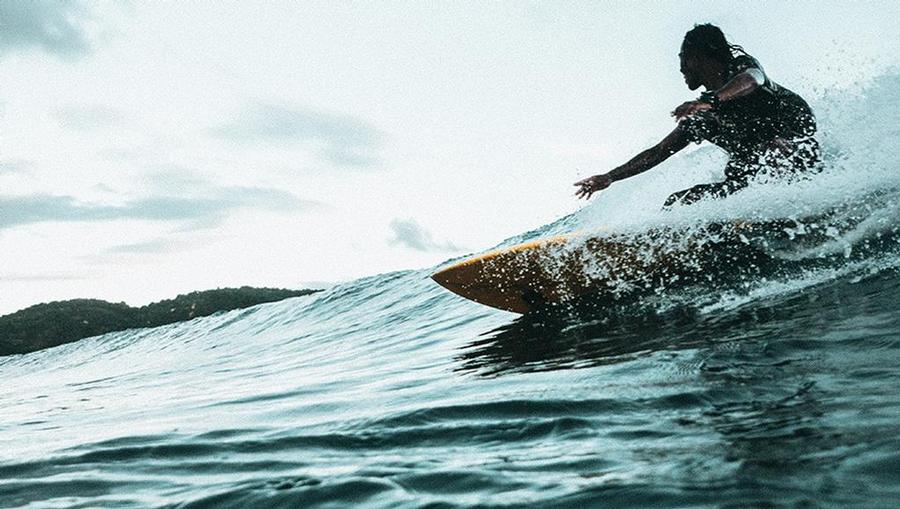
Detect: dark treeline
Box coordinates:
(0, 287, 320, 356)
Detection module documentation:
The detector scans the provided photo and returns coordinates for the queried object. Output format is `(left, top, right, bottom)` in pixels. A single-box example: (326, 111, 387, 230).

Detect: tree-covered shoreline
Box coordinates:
(0, 287, 320, 356)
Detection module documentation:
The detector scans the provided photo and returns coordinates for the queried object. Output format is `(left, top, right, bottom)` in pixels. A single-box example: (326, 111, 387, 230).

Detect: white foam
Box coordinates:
(529, 73, 900, 312)
(569, 73, 900, 236)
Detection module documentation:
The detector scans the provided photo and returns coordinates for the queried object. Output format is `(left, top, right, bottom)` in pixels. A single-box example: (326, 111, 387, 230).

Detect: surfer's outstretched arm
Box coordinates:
(574, 126, 690, 199)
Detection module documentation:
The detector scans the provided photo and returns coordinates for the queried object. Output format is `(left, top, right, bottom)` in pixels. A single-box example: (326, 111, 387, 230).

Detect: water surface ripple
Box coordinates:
(2, 260, 900, 508)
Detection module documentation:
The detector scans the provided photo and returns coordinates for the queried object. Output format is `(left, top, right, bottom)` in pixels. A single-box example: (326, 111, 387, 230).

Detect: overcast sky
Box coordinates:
(1, 1, 899, 314)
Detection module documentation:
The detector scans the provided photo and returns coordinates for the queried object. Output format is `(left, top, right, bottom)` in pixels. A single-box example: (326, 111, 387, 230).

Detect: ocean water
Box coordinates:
(3, 77, 900, 508)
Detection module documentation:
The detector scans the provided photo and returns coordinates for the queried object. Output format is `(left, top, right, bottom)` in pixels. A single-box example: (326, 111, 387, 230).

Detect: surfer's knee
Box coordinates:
(663, 188, 692, 208)
(664, 181, 744, 208)
(756, 136, 823, 182)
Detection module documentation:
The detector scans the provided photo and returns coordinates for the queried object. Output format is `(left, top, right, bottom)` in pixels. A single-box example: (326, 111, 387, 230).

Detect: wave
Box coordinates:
(3, 73, 900, 509)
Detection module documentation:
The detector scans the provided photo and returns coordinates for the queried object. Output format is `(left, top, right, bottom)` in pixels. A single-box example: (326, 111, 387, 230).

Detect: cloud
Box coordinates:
(55, 104, 128, 131)
(0, 1, 93, 59)
(105, 239, 191, 255)
(3, 273, 88, 282)
(212, 103, 384, 168)
(0, 185, 318, 231)
(0, 160, 34, 175)
(388, 219, 461, 253)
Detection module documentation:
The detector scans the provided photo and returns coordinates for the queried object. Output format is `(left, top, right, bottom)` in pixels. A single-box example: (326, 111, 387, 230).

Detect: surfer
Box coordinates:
(574, 24, 820, 206)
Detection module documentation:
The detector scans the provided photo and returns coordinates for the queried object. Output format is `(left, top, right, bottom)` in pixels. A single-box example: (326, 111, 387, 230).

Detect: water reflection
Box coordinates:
(455, 304, 710, 377)
(456, 266, 896, 378)
(456, 271, 900, 503)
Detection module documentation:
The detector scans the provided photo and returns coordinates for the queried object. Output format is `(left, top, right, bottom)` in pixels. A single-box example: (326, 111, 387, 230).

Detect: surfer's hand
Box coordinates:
(574, 174, 612, 200)
(672, 100, 712, 121)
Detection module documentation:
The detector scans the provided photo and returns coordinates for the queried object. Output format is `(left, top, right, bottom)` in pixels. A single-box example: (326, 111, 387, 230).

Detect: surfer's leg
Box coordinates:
(663, 165, 752, 207)
(760, 137, 822, 178)
(663, 179, 745, 207)
(664, 183, 720, 207)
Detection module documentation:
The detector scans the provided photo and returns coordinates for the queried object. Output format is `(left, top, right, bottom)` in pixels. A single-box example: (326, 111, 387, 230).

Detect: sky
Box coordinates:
(2, 1, 899, 314)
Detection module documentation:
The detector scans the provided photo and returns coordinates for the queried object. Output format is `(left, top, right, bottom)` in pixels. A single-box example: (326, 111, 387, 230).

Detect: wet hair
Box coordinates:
(680, 23, 746, 65)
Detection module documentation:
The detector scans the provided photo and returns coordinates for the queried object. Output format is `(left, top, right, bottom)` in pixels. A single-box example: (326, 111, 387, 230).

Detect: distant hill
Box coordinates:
(0, 287, 320, 356)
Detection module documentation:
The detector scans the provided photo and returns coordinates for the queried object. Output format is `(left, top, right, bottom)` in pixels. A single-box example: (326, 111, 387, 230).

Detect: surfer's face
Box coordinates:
(679, 52, 704, 91)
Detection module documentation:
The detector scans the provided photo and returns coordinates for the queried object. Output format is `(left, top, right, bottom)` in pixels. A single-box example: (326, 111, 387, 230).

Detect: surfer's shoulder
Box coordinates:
(730, 54, 762, 72)
(729, 54, 767, 86)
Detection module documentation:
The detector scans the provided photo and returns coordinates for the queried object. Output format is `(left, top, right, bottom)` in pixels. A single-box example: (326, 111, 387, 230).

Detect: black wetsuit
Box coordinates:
(665, 54, 820, 206)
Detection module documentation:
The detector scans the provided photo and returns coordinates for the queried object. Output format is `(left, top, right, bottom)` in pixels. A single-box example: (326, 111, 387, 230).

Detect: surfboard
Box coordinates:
(432, 192, 891, 314)
(430, 223, 767, 314)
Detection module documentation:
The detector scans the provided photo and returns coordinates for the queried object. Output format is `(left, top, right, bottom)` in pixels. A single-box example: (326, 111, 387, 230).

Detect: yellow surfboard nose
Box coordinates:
(431, 234, 584, 314)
